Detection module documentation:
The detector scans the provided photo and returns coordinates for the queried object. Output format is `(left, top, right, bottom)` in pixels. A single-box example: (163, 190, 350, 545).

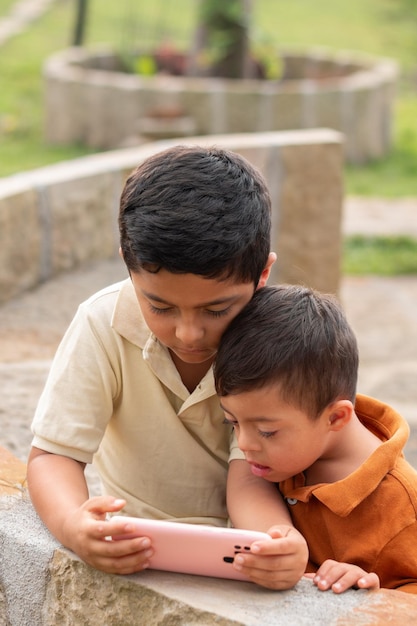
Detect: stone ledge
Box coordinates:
(0, 483, 417, 625)
(0, 446, 27, 496)
(0, 129, 344, 304)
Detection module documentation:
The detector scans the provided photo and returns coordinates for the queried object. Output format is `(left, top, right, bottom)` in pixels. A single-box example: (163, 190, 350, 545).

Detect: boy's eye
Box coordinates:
(207, 307, 230, 318)
(222, 417, 237, 428)
(147, 304, 230, 317)
(149, 303, 172, 315)
(259, 430, 277, 439)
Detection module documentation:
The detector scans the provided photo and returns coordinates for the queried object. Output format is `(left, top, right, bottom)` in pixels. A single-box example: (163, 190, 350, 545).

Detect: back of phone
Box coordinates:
(112, 517, 270, 581)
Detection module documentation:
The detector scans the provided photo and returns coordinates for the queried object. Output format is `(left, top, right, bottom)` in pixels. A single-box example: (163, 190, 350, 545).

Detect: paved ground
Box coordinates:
(1, 0, 416, 466)
(1, 196, 417, 471)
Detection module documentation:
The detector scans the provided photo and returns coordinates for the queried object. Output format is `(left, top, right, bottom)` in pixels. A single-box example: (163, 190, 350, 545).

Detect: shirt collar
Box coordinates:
(111, 278, 150, 348)
(280, 395, 410, 516)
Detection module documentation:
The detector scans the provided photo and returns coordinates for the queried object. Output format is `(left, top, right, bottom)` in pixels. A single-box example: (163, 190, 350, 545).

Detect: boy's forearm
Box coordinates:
(227, 461, 308, 590)
(27, 447, 89, 546)
(27, 447, 155, 575)
(227, 459, 292, 531)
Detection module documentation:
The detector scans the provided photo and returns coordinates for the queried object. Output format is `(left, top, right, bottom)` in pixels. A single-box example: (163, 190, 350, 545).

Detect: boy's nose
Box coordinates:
(175, 319, 204, 344)
(236, 428, 257, 453)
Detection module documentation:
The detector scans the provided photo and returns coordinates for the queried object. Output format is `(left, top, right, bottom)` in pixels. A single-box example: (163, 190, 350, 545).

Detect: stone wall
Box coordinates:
(1, 447, 417, 625)
(43, 46, 398, 163)
(0, 129, 344, 305)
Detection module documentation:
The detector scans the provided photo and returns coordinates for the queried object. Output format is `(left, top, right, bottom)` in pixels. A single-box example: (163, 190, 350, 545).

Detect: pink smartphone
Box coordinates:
(111, 516, 270, 581)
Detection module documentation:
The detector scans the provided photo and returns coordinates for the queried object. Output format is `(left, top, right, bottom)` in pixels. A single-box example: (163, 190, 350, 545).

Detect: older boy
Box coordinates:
(28, 146, 307, 589)
(214, 284, 417, 594)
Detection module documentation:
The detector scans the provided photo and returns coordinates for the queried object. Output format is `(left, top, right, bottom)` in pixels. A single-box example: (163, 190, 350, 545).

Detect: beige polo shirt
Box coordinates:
(32, 279, 243, 526)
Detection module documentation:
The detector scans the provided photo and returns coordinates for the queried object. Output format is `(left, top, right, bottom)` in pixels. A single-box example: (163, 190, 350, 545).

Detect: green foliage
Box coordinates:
(134, 55, 158, 76)
(343, 236, 417, 275)
(251, 32, 283, 79)
(200, 0, 248, 26)
(196, 0, 251, 77)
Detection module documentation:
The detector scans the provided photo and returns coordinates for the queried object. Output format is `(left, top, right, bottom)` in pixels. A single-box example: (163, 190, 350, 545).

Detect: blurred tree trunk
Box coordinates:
(72, 0, 89, 46)
(188, 0, 253, 78)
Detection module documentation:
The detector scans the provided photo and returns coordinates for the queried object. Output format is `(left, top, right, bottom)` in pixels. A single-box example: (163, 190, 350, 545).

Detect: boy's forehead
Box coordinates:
(131, 269, 254, 304)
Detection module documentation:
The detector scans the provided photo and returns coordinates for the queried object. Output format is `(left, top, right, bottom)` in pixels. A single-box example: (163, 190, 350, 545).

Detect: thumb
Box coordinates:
(267, 525, 291, 539)
(83, 496, 126, 518)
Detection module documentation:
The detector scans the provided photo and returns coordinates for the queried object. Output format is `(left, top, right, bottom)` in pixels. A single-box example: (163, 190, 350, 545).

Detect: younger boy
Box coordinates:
(214, 284, 417, 594)
(27, 146, 307, 589)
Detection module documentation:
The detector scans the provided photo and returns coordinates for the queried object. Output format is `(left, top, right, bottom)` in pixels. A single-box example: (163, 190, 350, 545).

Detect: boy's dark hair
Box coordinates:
(119, 145, 271, 284)
(214, 285, 359, 419)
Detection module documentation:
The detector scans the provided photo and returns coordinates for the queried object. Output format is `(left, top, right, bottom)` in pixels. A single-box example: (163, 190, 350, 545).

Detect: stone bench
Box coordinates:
(0, 129, 344, 305)
(1, 447, 416, 625)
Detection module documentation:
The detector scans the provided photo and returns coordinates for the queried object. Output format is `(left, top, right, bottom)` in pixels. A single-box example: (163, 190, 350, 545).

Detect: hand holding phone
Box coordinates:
(112, 516, 270, 581)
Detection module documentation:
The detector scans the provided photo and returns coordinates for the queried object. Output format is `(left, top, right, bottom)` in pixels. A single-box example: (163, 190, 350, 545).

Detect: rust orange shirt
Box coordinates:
(279, 394, 417, 594)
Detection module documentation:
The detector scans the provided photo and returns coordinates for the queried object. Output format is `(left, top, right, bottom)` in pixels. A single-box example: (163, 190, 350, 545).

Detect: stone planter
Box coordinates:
(43, 46, 398, 164)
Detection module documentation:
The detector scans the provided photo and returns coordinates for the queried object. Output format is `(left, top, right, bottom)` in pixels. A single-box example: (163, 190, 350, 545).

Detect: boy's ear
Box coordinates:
(256, 252, 277, 289)
(119, 246, 123, 260)
(326, 400, 354, 432)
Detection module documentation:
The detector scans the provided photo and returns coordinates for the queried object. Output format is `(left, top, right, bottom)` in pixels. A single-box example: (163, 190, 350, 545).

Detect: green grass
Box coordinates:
(0, 2, 97, 175)
(253, 0, 417, 198)
(0, 1, 16, 16)
(345, 94, 417, 197)
(255, 0, 417, 71)
(1, 0, 417, 184)
(343, 236, 417, 275)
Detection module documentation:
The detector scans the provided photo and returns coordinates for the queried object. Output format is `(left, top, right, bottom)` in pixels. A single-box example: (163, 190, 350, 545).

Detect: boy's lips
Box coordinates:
(174, 345, 214, 357)
(176, 346, 210, 356)
(248, 461, 272, 478)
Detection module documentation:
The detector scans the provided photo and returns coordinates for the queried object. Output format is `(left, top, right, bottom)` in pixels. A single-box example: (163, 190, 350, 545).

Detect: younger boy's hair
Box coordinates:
(119, 145, 271, 285)
(214, 284, 358, 419)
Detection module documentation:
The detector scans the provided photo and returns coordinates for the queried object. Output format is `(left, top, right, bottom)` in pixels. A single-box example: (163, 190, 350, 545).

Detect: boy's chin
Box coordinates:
(172, 348, 215, 364)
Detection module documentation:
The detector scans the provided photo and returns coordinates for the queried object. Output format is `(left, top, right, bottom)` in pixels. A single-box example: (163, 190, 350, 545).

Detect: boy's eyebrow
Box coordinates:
(220, 404, 279, 423)
(142, 290, 239, 307)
